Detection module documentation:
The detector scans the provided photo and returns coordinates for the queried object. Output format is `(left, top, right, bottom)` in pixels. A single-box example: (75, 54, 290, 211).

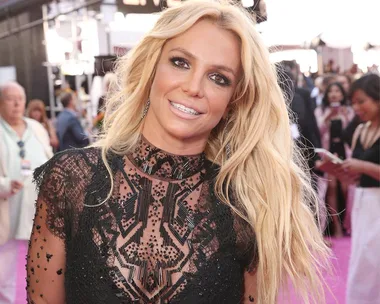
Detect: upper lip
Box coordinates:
(169, 100, 204, 114)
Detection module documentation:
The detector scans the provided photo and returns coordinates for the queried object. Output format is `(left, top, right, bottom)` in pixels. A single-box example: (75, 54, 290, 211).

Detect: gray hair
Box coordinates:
(0, 81, 26, 102)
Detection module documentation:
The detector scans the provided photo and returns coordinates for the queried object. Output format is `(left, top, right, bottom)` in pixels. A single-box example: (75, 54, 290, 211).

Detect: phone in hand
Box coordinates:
(330, 102, 341, 108)
(315, 148, 343, 164)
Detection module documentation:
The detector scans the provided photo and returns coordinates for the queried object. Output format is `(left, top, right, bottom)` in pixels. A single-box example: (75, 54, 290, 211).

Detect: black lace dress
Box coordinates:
(26, 137, 257, 304)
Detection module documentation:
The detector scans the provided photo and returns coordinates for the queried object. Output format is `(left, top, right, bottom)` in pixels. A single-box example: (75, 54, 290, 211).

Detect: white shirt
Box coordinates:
(0, 118, 48, 239)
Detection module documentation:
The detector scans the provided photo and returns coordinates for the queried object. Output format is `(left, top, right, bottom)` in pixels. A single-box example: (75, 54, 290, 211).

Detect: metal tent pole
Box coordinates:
(42, 3, 56, 119)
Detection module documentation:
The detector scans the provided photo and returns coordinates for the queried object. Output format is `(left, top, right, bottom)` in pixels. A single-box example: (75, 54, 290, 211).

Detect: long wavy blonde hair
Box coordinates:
(94, 1, 331, 303)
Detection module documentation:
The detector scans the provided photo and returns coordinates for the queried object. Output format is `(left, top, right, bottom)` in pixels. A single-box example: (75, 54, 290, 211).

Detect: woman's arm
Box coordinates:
(243, 270, 257, 303)
(360, 161, 380, 181)
(27, 196, 66, 304)
(340, 159, 380, 181)
(27, 154, 70, 303)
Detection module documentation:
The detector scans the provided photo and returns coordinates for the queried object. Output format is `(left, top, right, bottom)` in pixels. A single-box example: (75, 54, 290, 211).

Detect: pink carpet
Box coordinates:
(16, 237, 351, 304)
(279, 236, 351, 304)
(324, 237, 351, 304)
(15, 241, 28, 304)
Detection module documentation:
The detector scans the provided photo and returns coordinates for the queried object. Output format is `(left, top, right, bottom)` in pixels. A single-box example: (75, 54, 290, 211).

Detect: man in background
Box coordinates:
(0, 81, 52, 303)
(56, 92, 89, 151)
(278, 61, 322, 180)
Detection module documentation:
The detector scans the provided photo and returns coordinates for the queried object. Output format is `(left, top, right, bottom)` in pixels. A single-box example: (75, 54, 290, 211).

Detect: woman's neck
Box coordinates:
(141, 120, 207, 156)
(142, 130, 206, 156)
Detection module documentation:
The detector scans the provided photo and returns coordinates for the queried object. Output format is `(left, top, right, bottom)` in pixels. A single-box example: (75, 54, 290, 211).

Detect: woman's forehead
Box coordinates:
(162, 20, 241, 73)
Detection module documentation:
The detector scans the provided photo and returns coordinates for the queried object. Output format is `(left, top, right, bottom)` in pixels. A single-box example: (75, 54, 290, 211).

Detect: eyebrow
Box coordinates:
(169, 47, 237, 77)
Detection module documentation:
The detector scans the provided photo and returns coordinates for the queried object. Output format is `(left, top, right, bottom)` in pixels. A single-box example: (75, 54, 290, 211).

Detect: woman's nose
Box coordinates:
(182, 71, 204, 98)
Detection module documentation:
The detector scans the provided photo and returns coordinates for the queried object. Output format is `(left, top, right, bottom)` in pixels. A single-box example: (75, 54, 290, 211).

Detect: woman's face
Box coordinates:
(144, 19, 241, 154)
(351, 89, 380, 122)
(29, 108, 42, 121)
(327, 84, 344, 104)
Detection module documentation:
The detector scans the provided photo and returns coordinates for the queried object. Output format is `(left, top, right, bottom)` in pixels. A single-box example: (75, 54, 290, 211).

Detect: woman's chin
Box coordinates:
(162, 126, 207, 143)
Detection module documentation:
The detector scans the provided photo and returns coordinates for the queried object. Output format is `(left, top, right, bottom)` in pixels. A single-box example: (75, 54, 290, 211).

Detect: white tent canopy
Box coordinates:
(108, 0, 380, 50)
(259, 0, 380, 49)
(103, 0, 379, 72)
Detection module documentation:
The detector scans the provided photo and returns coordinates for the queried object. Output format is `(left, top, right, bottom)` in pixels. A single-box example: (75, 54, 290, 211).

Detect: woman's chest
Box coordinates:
(65, 172, 243, 303)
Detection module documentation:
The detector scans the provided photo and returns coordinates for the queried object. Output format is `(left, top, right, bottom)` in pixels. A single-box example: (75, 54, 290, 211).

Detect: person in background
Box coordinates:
(0, 82, 53, 304)
(26, 1, 330, 303)
(26, 99, 59, 151)
(278, 63, 321, 183)
(55, 92, 90, 151)
(315, 82, 354, 237)
(311, 75, 336, 110)
(93, 72, 117, 131)
(333, 73, 380, 304)
(336, 74, 352, 96)
(334, 73, 361, 234)
(340, 73, 362, 148)
(325, 59, 338, 74)
(310, 76, 323, 104)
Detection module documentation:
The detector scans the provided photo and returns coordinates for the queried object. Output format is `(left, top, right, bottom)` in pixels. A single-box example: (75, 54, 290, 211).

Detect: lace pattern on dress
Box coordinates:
(27, 138, 257, 304)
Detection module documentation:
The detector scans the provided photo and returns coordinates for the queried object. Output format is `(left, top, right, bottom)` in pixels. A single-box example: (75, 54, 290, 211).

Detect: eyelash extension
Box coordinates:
(169, 56, 231, 87)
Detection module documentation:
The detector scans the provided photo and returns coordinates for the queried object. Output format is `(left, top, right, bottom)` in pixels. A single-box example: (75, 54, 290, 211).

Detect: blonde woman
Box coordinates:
(26, 99, 59, 150)
(26, 1, 330, 303)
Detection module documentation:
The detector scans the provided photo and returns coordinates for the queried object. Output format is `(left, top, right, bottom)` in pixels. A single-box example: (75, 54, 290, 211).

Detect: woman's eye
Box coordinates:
(170, 57, 190, 69)
(209, 73, 231, 86)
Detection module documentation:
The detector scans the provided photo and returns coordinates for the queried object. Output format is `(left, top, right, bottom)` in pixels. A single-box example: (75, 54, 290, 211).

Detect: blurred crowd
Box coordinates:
(279, 60, 380, 302)
(0, 63, 379, 302)
(280, 61, 380, 239)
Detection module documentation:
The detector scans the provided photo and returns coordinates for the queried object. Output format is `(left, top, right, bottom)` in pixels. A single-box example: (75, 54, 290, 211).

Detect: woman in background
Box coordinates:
(336, 74, 380, 304)
(26, 99, 59, 150)
(315, 82, 354, 237)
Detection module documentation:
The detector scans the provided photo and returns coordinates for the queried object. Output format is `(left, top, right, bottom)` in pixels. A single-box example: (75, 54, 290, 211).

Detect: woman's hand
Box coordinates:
(323, 107, 340, 122)
(334, 159, 362, 184)
(10, 180, 23, 195)
(340, 159, 364, 175)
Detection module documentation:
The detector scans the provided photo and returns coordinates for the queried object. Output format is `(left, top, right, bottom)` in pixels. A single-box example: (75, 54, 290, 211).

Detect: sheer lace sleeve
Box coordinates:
(243, 270, 257, 303)
(26, 153, 70, 304)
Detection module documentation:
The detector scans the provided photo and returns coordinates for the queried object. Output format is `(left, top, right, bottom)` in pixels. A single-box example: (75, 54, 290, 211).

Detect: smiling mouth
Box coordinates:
(170, 101, 200, 116)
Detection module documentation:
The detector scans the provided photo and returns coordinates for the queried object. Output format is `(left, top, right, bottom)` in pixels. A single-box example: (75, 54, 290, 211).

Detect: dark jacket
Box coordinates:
(56, 109, 89, 151)
(293, 87, 321, 171)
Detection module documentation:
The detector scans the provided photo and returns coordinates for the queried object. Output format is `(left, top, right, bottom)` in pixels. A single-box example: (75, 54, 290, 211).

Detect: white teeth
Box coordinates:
(170, 102, 200, 115)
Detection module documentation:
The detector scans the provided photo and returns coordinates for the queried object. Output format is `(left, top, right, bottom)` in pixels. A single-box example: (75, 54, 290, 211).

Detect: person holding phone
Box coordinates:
(333, 74, 380, 304)
(315, 82, 354, 237)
